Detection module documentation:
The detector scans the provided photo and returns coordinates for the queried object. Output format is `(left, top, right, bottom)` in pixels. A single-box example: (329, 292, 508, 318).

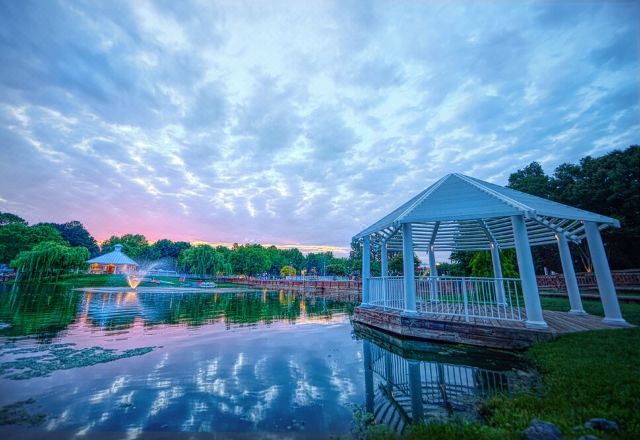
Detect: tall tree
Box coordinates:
(506, 145, 640, 271)
(0, 224, 66, 263)
(11, 241, 88, 281)
(0, 212, 27, 227)
(507, 162, 553, 198)
(101, 234, 150, 259)
(37, 221, 99, 257)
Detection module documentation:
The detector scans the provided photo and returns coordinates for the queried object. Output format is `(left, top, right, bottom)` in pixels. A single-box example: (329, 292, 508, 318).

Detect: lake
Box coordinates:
(0, 284, 528, 438)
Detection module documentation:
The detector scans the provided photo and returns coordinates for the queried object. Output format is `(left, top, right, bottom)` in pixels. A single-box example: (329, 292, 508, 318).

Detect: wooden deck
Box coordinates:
(353, 305, 632, 350)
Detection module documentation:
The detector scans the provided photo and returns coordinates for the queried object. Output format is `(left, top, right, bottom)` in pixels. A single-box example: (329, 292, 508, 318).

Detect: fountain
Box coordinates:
(125, 260, 160, 289)
(76, 257, 245, 294)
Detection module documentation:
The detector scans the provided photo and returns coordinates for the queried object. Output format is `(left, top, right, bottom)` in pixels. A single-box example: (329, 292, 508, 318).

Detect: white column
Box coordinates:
(428, 246, 439, 302)
(556, 234, 586, 315)
(402, 223, 417, 312)
(428, 248, 438, 277)
(512, 215, 547, 328)
(490, 243, 506, 305)
(380, 241, 389, 277)
(381, 241, 389, 307)
(362, 236, 371, 306)
(584, 221, 626, 325)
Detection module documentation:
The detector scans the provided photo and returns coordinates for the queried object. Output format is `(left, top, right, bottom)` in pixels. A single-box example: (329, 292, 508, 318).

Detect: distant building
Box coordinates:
(87, 244, 138, 274)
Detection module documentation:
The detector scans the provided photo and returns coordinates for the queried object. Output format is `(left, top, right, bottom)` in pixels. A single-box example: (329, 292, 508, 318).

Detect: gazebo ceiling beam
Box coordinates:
(478, 220, 500, 246)
(532, 216, 582, 243)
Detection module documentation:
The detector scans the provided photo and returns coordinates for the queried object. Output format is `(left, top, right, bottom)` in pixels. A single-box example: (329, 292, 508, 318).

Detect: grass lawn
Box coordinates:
(367, 298, 640, 439)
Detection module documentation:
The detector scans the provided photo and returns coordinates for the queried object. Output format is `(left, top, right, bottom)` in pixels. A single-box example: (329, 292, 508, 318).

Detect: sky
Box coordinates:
(0, 0, 638, 256)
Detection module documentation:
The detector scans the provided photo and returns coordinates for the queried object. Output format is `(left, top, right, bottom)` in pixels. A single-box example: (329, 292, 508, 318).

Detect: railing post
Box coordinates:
(462, 277, 469, 322)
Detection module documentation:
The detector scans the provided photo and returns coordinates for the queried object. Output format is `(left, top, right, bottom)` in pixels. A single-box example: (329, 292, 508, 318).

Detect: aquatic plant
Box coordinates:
(0, 342, 154, 380)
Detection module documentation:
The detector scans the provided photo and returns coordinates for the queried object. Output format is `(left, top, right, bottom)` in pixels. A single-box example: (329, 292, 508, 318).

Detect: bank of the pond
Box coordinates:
(364, 298, 640, 440)
(6, 274, 238, 289)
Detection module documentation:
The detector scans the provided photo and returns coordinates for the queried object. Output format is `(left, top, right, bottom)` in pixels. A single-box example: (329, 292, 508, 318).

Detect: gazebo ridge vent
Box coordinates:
(352, 173, 627, 333)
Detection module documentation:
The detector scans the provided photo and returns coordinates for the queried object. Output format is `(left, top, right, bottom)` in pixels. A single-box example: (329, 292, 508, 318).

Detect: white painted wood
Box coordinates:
(380, 241, 389, 277)
(353, 174, 619, 250)
(512, 215, 547, 328)
(556, 234, 586, 315)
(584, 221, 627, 325)
(362, 235, 371, 305)
(490, 243, 506, 305)
(428, 246, 439, 302)
(402, 223, 417, 312)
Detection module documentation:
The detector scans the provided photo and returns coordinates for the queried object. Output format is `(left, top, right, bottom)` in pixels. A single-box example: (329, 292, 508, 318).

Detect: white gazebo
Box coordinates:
(87, 244, 139, 274)
(352, 173, 627, 334)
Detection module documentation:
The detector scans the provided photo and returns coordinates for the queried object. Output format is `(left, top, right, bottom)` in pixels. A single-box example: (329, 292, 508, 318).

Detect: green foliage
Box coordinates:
(101, 234, 149, 259)
(0, 212, 27, 227)
(0, 224, 66, 263)
(0, 287, 82, 337)
(469, 249, 518, 278)
(326, 262, 347, 276)
(508, 145, 640, 270)
(178, 245, 230, 277)
(280, 265, 297, 276)
(448, 251, 474, 276)
(280, 248, 306, 271)
(388, 253, 421, 275)
(148, 239, 191, 260)
(484, 327, 640, 438)
(10, 242, 89, 281)
(229, 244, 271, 276)
(36, 220, 99, 257)
(507, 161, 553, 198)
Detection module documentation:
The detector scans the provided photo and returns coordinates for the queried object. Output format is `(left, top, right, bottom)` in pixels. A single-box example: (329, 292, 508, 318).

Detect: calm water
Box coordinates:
(0, 284, 527, 438)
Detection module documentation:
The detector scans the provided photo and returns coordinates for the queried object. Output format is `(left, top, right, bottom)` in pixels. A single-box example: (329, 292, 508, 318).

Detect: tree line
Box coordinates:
(0, 215, 359, 280)
(2, 145, 636, 280)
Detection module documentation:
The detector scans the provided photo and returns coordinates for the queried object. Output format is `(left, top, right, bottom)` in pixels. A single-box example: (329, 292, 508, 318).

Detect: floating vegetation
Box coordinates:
(0, 399, 46, 426)
(0, 342, 154, 380)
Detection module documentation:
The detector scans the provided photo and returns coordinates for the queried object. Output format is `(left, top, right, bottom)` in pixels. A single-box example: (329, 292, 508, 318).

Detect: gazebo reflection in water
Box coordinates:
(360, 331, 522, 434)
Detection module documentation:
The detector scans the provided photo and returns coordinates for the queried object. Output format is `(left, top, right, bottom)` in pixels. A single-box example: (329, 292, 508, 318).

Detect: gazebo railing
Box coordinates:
(368, 276, 524, 322)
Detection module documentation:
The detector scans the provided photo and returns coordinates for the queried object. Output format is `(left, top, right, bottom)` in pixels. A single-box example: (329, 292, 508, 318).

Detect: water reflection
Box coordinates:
(357, 324, 525, 434)
(0, 284, 526, 436)
(0, 285, 353, 337)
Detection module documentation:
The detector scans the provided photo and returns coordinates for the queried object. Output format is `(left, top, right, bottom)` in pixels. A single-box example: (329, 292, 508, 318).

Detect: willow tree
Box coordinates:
(178, 245, 231, 277)
(11, 241, 89, 281)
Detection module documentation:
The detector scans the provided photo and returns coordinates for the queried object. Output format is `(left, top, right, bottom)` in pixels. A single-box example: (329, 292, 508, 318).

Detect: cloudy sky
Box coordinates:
(0, 0, 638, 255)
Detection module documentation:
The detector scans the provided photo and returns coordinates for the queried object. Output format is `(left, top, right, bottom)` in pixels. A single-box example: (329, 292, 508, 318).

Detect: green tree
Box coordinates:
(147, 239, 191, 261)
(281, 248, 305, 271)
(469, 249, 519, 278)
(178, 245, 229, 277)
(448, 251, 474, 276)
(325, 262, 347, 276)
(101, 234, 150, 259)
(0, 212, 27, 227)
(280, 265, 297, 276)
(11, 241, 89, 281)
(37, 221, 99, 257)
(388, 253, 421, 275)
(0, 224, 66, 263)
(230, 244, 271, 276)
(507, 161, 553, 198)
(507, 145, 640, 270)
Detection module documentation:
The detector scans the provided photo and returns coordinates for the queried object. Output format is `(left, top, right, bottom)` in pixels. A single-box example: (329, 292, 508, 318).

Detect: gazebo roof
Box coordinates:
(353, 173, 619, 252)
(87, 245, 138, 266)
